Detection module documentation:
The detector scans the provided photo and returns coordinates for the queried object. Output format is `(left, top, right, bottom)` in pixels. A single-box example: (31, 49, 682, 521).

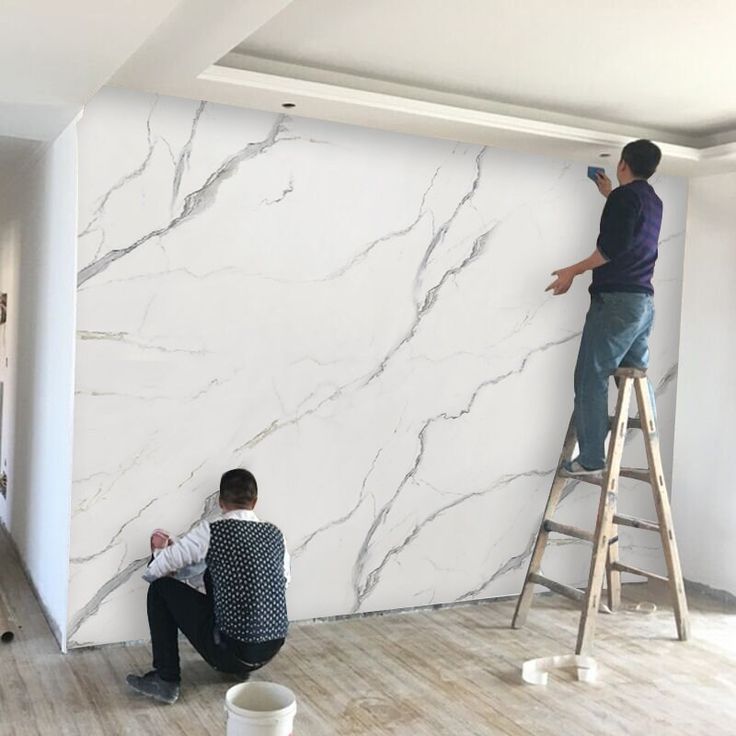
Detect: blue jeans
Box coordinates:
(574, 292, 655, 469)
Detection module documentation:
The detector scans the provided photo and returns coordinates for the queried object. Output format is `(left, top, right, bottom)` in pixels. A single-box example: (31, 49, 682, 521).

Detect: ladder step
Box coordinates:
(562, 468, 651, 485)
(612, 514, 660, 533)
(610, 562, 668, 583)
(575, 474, 605, 487)
(608, 415, 642, 429)
(619, 467, 652, 483)
(543, 520, 594, 542)
(529, 573, 585, 603)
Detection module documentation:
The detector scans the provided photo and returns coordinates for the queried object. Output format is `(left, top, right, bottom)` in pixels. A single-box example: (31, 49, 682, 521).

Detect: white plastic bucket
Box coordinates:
(225, 682, 297, 736)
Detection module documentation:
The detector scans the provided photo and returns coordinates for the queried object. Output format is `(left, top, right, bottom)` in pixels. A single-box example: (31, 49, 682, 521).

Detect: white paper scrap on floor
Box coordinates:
(521, 654, 598, 685)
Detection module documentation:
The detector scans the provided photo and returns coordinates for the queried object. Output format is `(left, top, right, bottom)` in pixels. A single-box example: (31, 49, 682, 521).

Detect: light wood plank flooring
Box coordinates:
(1, 530, 735, 735)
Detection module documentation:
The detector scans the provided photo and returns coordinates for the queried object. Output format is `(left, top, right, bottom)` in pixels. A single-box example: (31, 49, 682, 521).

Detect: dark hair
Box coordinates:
(219, 468, 258, 508)
(621, 139, 662, 179)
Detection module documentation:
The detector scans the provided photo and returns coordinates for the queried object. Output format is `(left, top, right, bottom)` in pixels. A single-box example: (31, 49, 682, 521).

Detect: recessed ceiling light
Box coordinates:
(282, 103, 296, 109)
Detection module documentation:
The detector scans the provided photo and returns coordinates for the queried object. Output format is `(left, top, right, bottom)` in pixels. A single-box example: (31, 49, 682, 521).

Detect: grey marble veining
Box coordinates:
(78, 114, 289, 286)
(67, 87, 688, 646)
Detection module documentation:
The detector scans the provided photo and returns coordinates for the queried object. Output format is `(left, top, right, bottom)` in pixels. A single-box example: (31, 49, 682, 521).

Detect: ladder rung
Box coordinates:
(619, 467, 652, 483)
(529, 573, 584, 602)
(612, 514, 660, 533)
(608, 416, 642, 429)
(543, 520, 594, 542)
(575, 474, 605, 487)
(610, 562, 668, 583)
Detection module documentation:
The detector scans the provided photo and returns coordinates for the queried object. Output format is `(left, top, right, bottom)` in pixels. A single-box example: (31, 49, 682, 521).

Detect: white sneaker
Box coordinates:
(561, 460, 604, 477)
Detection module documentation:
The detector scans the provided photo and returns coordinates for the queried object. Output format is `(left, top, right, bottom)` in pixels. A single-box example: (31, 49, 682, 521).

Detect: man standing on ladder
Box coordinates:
(546, 139, 663, 476)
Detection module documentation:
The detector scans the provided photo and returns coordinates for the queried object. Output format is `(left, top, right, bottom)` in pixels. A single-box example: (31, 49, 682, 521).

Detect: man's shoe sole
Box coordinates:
(126, 675, 179, 704)
(560, 467, 604, 478)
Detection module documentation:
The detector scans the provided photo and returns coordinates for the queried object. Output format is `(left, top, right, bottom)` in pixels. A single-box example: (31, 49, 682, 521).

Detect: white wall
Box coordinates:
(673, 172, 736, 597)
(0, 124, 78, 648)
(67, 88, 688, 647)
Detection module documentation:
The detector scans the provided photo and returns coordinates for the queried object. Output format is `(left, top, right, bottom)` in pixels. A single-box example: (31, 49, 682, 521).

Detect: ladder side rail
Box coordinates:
(576, 376, 632, 654)
(634, 376, 690, 641)
(512, 415, 577, 629)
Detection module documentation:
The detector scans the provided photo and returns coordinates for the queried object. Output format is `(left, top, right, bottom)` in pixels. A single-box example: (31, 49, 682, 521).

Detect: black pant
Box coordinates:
(147, 577, 284, 682)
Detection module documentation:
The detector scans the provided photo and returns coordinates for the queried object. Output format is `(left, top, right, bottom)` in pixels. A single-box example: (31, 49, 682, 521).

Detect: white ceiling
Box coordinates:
(2, 0, 736, 175)
(0, 0, 183, 165)
(233, 0, 736, 141)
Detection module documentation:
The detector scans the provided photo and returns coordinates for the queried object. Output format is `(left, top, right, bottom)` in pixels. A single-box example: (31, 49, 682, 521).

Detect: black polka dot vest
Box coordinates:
(206, 519, 289, 643)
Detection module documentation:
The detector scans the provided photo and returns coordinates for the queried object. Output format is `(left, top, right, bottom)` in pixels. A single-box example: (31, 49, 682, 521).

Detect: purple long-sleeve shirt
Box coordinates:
(591, 179, 663, 295)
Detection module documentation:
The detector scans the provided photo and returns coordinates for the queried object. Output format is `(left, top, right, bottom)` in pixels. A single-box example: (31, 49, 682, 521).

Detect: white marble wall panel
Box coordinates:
(68, 87, 687, 646)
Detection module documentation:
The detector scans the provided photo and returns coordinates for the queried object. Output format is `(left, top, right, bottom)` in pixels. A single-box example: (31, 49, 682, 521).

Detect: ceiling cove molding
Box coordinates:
(199, 63, 736, 176)
(217, 52, 697, 147)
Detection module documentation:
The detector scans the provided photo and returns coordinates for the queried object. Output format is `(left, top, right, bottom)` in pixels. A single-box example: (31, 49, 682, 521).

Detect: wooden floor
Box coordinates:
(2, 532, 736, 735)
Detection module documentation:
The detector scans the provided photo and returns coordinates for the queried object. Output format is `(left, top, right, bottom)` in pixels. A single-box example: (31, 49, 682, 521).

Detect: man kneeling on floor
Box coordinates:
(126, 468, 290, 704)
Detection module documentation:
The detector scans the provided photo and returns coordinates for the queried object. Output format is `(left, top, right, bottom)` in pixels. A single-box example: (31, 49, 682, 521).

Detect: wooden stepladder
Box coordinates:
(512, 367, 690, 654)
